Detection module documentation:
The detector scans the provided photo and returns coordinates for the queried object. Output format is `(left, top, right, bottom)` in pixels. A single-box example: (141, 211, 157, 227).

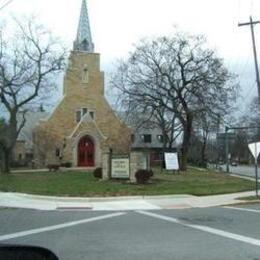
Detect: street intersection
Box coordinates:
(0, 204, 260, 260)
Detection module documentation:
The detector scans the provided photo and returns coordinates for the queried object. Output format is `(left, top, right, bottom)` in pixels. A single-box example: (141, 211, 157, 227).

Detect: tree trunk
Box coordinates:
(201, 137, 207, 166)
(180, 113, 193, 171)
(180, 146, 188, 171)
(201, 144, 206, 164)
(0, 111, 18, 174)
(0, 148, 11, 174)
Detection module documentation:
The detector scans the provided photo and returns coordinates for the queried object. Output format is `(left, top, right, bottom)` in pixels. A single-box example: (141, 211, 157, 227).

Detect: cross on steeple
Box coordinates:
(73, 0, 94, 53)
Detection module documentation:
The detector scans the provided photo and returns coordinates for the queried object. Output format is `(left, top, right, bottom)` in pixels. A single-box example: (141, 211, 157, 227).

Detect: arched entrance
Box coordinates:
(77, 136, 95, 167)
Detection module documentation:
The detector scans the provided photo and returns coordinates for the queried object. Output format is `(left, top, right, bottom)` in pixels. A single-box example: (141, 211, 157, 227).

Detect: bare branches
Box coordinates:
(110, 31, 239, 170)
(0, 17, 66, 110)
(0, 17, 67, 173)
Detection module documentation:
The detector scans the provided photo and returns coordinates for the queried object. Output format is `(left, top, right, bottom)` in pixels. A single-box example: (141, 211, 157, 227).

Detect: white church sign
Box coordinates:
(165, 153, 179, 170)
(111, 158, 130, 179)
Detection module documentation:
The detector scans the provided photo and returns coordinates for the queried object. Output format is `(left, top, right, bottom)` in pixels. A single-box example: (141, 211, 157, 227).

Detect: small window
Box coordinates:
(55, 148, 60, 157)
(89, 111, 95, 119)
(82, 65, 89, 83)
(131, 134, 135, 143)
(157, 135, 164, 143)
(82, 108, 88, 116)
(142, 134, 152, 143)
(76, 110, 81, 123)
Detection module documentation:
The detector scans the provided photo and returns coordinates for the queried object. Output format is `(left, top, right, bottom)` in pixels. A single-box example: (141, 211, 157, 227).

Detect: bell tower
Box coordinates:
(35, 0, 131, 168)
(73, 0, 94, 53)
(64, 0, 104, 96)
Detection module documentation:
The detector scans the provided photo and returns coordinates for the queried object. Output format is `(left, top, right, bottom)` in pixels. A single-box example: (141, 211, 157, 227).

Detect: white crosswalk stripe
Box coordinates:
(224, 206, 260, 213)
(0, 212, 126, 241)
(137, 210, 260, 247)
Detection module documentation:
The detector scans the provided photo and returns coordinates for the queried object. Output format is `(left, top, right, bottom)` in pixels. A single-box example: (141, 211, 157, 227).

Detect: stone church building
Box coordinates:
(34, 0, 131, 167)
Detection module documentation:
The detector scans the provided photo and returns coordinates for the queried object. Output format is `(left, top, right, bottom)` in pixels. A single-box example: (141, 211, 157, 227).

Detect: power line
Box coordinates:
(0, 0, 14, 11)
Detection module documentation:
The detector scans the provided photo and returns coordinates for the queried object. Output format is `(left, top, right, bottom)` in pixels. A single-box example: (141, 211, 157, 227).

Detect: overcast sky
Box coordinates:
(1, 0, 260, 114)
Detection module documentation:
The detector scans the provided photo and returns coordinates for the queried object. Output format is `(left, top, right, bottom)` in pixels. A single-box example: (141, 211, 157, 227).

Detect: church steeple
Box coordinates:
(73, 0, 94, 53)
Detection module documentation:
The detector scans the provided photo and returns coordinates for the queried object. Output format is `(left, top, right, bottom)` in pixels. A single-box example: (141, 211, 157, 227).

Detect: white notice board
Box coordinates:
(165, 153, 179, 170)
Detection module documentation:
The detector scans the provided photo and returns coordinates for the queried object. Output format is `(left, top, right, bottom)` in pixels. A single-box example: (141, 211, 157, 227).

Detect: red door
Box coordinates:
(78, 136, 95, 167)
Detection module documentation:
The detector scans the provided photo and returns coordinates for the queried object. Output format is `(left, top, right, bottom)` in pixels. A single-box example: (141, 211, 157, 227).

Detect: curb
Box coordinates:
(1, 192, 195, 203)
(0, 191, 256, 211)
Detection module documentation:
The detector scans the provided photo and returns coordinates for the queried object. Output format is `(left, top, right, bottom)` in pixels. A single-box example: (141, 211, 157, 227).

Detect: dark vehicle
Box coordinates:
(0, 245, 59, 260)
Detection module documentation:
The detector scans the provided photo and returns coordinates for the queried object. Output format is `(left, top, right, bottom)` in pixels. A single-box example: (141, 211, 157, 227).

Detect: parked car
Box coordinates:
(231, 161, 238, 166)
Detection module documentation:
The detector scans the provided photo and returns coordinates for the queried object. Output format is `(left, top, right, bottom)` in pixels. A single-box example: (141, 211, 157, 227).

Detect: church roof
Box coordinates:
(73, 0, 94, 53)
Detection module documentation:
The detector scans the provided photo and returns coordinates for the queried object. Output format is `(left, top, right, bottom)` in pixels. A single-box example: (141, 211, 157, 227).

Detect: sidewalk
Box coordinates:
(0, 191, 256, 211)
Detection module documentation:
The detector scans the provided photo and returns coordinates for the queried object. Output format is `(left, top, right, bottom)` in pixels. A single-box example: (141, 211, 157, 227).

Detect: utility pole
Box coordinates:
(225, 125, 260, 198)
(238, 16, 260, 104)
(225, 126, 229, 173)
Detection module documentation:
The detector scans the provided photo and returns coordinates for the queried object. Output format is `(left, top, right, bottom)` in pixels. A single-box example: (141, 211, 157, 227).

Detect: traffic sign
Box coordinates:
(248, 142, 260, 160)
(248, 142, 260, 199)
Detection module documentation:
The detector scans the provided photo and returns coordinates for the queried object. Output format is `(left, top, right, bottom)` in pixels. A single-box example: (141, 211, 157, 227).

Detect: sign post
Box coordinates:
(248, 142, 260, 198)
(255, 143, 259, 199)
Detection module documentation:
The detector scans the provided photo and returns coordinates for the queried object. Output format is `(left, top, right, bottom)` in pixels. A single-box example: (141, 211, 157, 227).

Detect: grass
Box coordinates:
(236, 196, 260, 201)
(0, 168, 255, 197)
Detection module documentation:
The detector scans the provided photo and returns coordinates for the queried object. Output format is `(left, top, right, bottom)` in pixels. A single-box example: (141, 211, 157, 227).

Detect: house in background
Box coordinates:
(14, 109, 49, 166)
(131, 126, 167, 166)
(117, 112, 178, 166)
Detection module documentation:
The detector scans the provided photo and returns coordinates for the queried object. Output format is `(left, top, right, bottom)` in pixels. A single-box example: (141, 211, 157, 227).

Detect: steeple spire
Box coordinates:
(73, 0, 94, 53)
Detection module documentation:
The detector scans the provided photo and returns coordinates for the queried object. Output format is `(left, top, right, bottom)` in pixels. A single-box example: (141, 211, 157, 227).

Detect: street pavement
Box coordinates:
(230, 165, 259, 179)
(208, 164, 260, 182)
(0, 204, 260, 259)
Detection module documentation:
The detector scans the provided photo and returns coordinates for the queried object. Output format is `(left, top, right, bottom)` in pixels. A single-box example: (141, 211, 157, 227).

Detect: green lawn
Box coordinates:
(236, 196, 260, 201)
(0, 168, 255, 197)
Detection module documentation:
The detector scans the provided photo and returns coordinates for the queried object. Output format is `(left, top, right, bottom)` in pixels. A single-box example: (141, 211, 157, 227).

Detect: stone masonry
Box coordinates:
(35, 51, 131, 167)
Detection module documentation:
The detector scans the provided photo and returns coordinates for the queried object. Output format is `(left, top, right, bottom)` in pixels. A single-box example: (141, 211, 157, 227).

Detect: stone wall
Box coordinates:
(101, 150, 149, 183)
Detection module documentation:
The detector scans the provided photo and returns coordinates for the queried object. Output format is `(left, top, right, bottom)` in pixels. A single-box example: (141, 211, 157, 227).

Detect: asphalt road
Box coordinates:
(229, 165, 257, 178)
(0, 205, 260, 260)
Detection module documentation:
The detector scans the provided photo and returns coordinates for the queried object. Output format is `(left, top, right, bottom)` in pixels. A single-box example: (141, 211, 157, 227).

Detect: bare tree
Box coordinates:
(119, 104, 182, 150)
(152, 106, 182, 149)
(231, 130, 250, 163)
(110, 32, 238, 170)
(192, 112, 221, 166)
(239, 97, 260, 142)
(0, 18, 66, 173)
(33, 128, 60, 167)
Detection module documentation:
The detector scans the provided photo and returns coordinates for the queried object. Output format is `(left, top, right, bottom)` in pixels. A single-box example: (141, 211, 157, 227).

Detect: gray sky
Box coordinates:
(1, 0, 260, 114)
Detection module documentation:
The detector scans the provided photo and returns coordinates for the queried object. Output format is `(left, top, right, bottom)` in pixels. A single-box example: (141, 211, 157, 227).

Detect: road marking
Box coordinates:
(137, 210, 260, 247)
(224, 206, 260, 213)
(0, 212, 126, 242)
